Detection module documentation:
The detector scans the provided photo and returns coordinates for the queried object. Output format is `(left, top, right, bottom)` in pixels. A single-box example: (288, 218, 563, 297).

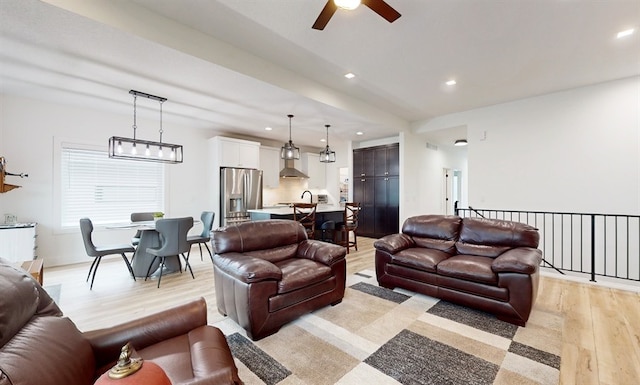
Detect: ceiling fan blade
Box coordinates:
(312, 1, 338, 30)
(362, 0, 401, 23)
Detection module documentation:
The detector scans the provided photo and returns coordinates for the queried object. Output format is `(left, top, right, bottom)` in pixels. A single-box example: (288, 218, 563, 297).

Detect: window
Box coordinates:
(60, 146, 164, 227)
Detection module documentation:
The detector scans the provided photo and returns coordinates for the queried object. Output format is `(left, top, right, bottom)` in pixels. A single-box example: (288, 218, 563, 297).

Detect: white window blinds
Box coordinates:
(61, 147, 165, 227)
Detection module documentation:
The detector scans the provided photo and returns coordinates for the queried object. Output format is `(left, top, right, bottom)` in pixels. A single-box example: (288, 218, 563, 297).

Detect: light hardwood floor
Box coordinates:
(43, 237, 640, 385)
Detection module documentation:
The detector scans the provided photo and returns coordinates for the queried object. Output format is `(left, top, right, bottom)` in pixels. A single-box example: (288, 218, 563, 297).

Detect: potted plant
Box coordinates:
(153, 212, 164, 221)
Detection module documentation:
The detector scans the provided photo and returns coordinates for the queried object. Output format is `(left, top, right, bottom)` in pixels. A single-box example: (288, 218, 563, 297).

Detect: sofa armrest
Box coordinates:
(213, 252, 282, 283)
(373, 233, 415, 254)
(297, 240, 347, 265)
(85, 298, 209, 370)
(492, 248, 542, 274)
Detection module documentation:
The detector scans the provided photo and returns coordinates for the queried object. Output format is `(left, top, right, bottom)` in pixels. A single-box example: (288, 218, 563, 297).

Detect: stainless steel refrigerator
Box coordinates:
(220, 167, 263, 226)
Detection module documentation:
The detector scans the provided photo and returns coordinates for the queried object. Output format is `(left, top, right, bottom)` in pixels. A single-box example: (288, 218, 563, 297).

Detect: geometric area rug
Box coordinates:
(215, 270, 563, 385)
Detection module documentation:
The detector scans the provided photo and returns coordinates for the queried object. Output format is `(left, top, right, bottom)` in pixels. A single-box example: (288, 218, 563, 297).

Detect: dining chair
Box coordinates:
(145, 217, 194, 288)
(187, 211, 215, 261)
(335, 202, 361, 254)
(293, 203, 317, 239)
(130, 212, 155, 246)
(79, 217, 136, 290)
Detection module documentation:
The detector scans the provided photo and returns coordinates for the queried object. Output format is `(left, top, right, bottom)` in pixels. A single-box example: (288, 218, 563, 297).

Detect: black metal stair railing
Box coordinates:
(455, 207, 640, 283)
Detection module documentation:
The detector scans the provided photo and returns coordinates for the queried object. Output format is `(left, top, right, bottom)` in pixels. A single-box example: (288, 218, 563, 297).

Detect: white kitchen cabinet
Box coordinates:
(212, 136, 260, 169)
(302, 153, 326, 189)
(259, 146, 280, 188)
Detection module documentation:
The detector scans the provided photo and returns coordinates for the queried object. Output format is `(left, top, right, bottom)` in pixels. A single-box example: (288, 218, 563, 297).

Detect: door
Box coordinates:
(244, 169, 263, 211)
(221, 168, 245, 225)
(353, 177, 375, 236)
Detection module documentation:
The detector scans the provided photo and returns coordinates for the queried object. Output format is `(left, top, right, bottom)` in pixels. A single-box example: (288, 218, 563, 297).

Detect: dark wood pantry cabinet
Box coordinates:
(353, 143, 399, 238)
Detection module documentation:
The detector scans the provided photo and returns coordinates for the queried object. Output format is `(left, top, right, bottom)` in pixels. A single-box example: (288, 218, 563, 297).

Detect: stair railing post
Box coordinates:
(590, 214, 597, 282)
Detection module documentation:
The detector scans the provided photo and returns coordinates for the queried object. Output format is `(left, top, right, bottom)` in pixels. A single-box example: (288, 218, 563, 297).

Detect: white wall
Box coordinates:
(0, 94, 216, 266)
(401, 131, 468, 222)
(414, 76, 640, 215)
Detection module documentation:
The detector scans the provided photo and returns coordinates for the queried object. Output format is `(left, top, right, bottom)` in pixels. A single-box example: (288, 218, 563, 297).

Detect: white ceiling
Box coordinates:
(1, 0, 639, 148)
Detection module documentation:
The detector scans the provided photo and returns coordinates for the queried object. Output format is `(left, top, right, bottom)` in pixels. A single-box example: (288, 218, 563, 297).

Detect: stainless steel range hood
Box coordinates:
(279, 159, 308, 178)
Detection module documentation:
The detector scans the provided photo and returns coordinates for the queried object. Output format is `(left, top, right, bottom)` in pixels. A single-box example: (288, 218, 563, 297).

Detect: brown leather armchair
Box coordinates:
(0, 259, 242, 385)
(211, 220, 347, 340)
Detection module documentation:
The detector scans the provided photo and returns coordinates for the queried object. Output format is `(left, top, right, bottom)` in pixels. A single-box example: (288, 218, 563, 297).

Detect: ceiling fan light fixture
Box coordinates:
(334, 0, 361, 10)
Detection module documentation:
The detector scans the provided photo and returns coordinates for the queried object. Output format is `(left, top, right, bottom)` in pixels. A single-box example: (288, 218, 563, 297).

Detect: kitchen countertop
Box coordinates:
(248, 204, 344, 215)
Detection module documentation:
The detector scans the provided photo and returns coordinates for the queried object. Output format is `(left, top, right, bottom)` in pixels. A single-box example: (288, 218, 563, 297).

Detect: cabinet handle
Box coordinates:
(385, 177, 389, 181)
(361, 179, 365, 182)
(361, 173, 365, 177)
(385, 171, 389, 175)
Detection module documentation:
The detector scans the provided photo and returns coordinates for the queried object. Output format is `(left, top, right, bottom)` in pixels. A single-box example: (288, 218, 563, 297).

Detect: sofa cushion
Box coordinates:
(392, 248, 450, 273)
(275, 259, 332, 294)
(246, 244, 299, 264)
(0, 261, 62, 347)
(436, 255, 498, 285)
(456, 217, 540, 258)
(0, 317, 95, 385)
(212, 220, 307, 255)
(402, 215, 462, 242)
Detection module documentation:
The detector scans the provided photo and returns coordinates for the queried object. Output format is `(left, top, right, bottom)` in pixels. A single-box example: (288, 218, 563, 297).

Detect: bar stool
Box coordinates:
(335, 202, 361, 254)
(293, 203, 317, 239)
(320, 220, 335, 243)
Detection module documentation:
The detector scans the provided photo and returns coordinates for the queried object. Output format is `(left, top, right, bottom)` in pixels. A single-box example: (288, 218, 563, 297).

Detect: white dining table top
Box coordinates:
(105, 219, 199, 230)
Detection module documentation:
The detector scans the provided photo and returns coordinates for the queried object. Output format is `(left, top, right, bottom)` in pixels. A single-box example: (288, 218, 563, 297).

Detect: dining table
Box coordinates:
(107, 219, 194, 278)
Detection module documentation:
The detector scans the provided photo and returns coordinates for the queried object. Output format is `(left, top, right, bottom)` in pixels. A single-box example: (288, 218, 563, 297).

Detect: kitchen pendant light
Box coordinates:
(108, 90, 183, 164)
(319, 124, 336, 163)
(280, 114, 300, 160)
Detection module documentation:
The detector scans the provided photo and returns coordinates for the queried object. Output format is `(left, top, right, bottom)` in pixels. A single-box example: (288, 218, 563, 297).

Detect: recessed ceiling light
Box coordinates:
(265, 127, 272, 131)
(344, 72, 356, 79)
(320, 138, 326, 142)
(356, 131, 363, 136)
(446, 80, 457, 86)
(617, 28, 635, 38)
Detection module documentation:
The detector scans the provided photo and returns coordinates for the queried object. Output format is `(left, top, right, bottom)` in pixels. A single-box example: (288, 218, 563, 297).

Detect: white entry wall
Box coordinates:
(413, 76, 640, 216)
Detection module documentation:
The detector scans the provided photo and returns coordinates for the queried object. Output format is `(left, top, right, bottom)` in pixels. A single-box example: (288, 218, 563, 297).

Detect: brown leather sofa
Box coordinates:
(211, 220, 347, 340)
(374, 215, 542, 326)
(0, 259, 242, 385)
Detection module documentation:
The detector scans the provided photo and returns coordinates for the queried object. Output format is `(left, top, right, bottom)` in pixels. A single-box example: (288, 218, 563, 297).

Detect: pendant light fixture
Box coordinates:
(108, 90, 183, 164)
(319, 124, 336, 163)
(280, 114, 300, 160)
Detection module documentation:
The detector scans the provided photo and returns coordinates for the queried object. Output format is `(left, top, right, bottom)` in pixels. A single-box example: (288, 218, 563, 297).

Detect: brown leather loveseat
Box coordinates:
(374, 215, 542, 326)
(0, 259, 242, 385)
(211, 220, 347, 340)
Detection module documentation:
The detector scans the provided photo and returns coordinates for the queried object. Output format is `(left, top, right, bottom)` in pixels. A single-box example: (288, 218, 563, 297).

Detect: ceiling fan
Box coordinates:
(312, 0, 401, 30)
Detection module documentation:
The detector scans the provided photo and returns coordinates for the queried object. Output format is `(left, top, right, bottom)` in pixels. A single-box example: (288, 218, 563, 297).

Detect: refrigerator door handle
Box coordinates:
(242, 170, 248, 213)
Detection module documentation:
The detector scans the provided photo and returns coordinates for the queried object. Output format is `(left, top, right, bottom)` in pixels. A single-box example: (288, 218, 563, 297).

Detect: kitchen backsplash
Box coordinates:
(263, 178, 329, 206)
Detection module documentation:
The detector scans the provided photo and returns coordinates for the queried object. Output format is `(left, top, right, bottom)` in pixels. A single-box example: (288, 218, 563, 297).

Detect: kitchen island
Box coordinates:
(248, 204, 345, 240)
